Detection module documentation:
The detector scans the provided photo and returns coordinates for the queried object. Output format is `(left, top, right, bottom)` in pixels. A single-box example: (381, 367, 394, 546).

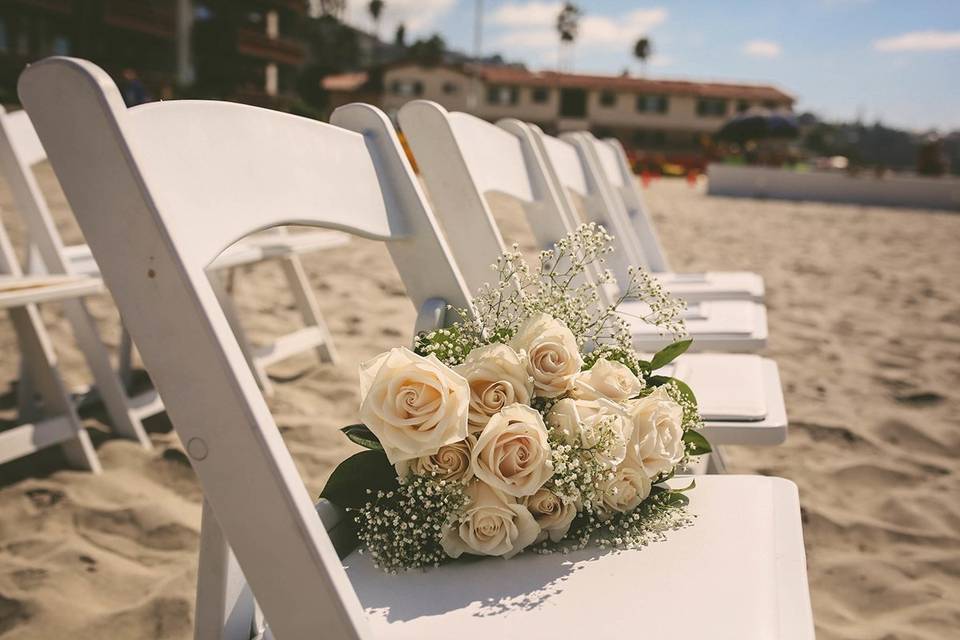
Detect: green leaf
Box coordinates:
(683, 430, 713, 456)
(340, 424, 383, 451)
(649, 339, 693, 370)
(320, 450, 399, 510)
(661, 491, 690, 508)
(674, 478, 697, 493)
(646, 375, 698, 410)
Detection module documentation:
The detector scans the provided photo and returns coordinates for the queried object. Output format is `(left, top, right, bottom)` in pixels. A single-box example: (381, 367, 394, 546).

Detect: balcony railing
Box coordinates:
(103, 0, 176, 39)
(237, 28, 305, 66)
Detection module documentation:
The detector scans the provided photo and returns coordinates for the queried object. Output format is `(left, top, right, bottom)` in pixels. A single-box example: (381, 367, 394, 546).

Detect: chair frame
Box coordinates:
(0, 209, 101, 471)
(21, 57, 474, 640)
(0, 106, 342, 400)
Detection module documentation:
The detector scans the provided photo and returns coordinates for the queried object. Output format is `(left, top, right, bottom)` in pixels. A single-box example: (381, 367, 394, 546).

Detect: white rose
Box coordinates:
(624, 386, 685, 478)
(395, 436, 475, 482)
(454, 344, 534, 434)
(359, 347, 469, 465)
(598, 458, 652, 516)
(471, 404, 553, 497)
(571, 358, 643, 402)
(441, 481, 540, 559)
(546, 398, 633, 468)
(510, 313, 583, 398)
(524, 488, 577, 543)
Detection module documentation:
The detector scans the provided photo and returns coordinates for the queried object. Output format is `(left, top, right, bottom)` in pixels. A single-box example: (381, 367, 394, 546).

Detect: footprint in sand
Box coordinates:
(0, 594, 30, 635)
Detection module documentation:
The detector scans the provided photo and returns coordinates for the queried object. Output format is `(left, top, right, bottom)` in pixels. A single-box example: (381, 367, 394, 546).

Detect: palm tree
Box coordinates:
(634, 37, 652, 76)
(368, 0, 385, 38)
(555, 3, 581, 70)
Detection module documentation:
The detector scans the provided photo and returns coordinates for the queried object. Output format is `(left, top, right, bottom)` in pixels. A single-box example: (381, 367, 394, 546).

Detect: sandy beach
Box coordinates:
(1, 166, 958, 639)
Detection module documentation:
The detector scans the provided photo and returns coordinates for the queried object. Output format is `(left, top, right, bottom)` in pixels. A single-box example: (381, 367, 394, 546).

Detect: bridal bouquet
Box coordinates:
(321, 224, 711, 572)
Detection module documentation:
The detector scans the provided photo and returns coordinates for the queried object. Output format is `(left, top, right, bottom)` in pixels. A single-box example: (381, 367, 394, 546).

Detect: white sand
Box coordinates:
(0, 167, 958, 638)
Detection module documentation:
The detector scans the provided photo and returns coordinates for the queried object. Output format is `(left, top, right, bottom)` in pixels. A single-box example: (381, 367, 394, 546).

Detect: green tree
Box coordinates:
(555, 3, 581, 69)
(368, 0, 385, 38)
(633, 37, 652, 75)
(394, 22, 407, 47)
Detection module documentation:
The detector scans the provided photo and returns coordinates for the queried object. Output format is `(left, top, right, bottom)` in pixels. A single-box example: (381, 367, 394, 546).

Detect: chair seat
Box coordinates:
(624, 300, 768, 353)
(665, 355, 788, 446)
(337, 475, 813, 640)
(0, 274, 103, 309)
(656, 270, 765, 302)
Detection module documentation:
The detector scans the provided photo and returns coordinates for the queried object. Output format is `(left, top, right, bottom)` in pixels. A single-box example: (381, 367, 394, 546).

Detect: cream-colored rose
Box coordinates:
(571, 358, 643, 402)
(624, 386, 685, 478)
(599, 458, 652, 515)
(395, 436, 476, 482)
(441, 481, 540, 559)
(509, 313, 583, 398)
(546, 397, 632, 468)
(524, 488, 577, 543)
(359, 347, 469, 464)
(454, 344, 533, 434)
(472, 404, 553, 497)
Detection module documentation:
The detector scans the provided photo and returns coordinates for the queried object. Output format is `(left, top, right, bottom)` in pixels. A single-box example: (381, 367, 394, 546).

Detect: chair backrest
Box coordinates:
(585, 135, 671, 272)
(0, 106, 76, 275)
(398, 101, 581, 294)
(20, 57, 474, 640)
(528, 128, 646, 282)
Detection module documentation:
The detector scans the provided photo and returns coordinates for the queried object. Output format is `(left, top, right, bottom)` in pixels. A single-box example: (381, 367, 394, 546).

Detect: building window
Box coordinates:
(737, 100, 750, 113)
(636, 94, 668, 114)
(531, 87, 549, 104)
(51, 35, 71, 56)
(559, 88, 588, 118)
(599, 91, 617, 107)
(762, 100, 778, 110)
(696, 98, 728, 117)
(391, 79, 423, 97)
(442, 81, 459, 95)
(487, 85, 519, 106)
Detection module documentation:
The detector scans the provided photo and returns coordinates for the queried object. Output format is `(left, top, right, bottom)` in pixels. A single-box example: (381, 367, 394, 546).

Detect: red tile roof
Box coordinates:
(322, 71, 369, 92)
(473, 66, 793, 103)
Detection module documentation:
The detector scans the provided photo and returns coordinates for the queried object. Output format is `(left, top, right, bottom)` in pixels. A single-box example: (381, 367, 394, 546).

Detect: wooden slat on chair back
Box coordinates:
(19, 57, 471, 640)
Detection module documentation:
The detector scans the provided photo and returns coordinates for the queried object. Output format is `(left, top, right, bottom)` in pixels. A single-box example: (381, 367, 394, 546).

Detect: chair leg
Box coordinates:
(706, 445, 730, 474)
(61, 298, 152, 449)
(209, 272, 274, 396)
(9, 305, 100, 472)
(278, 255, 338, 364)
(195, 499, 257, 640)
(118, 324, 134, 390)
(16, 356, 39, 422)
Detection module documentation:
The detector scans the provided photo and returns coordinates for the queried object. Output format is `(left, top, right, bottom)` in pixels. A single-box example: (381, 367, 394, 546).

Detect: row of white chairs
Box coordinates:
(0, 57, 813, 639)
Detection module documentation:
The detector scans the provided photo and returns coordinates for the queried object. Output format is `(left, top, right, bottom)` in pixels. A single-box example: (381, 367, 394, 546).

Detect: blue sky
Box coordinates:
(337, 0, 960, 131)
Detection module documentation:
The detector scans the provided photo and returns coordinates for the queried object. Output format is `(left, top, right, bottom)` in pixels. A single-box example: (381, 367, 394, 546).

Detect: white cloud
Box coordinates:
(649, 54, 674, 68)
(343, 0, 455, 36)
(490, 4, 668, 54)
(490, 1, 562, 27)
(874, 30, 960, 52)
(743, 39, 782, 58)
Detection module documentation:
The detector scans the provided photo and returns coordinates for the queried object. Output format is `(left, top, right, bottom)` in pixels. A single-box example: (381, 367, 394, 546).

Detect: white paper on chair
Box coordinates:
(668, 354, 768, 421)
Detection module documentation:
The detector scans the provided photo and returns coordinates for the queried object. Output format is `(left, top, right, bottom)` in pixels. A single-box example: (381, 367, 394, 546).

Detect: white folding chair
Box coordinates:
(399, 102, 767, 354)
(511, 121, 769, 354)
(0, 106, 345, 397)
(398, 101, 786, 460)
(580, 133, 766, 301)
(22, 57, 813, 639)
(0, 210, 101, 471)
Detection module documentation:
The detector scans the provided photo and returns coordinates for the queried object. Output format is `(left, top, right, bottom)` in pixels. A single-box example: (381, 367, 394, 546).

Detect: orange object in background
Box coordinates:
(687, 169, 699, 187)
(641, 169, 652, 187)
